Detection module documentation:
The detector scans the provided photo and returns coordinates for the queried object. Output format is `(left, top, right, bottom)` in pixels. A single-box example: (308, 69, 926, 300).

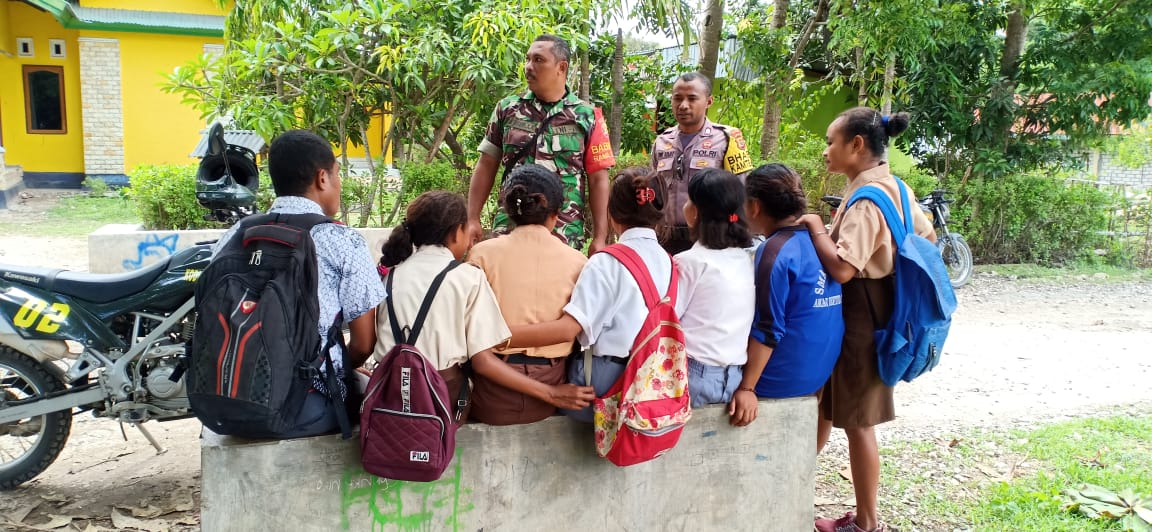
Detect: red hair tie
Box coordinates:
(376, 264, 390, 278)
(636, 187, 656, 205)
(728, 213, 738, 223)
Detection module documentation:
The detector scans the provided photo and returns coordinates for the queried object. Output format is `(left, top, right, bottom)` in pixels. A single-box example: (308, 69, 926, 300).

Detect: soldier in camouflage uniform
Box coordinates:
(651, 72, 752, 254)
(467, 35, 615, 253)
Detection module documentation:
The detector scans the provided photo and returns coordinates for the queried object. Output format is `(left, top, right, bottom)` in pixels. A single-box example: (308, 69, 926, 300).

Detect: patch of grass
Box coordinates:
(971, 416, 1152, 531)
(0, 194, 140, 237)
(979, 263, 1150, 282)
(818, 416, 1152, 531)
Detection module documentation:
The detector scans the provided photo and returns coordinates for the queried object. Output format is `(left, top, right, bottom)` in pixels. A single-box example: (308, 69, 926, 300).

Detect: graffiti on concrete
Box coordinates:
(340, 454, 471, 531)
(122, 234, 179, 270)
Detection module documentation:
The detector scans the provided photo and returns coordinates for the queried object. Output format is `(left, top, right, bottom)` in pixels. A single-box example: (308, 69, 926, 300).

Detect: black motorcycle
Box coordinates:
(820, 189, 973, 288)
(0, 124, 260, 489)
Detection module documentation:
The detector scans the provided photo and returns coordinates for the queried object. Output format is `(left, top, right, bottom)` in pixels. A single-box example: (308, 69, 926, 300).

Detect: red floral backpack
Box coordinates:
(591, 245, 692, 466)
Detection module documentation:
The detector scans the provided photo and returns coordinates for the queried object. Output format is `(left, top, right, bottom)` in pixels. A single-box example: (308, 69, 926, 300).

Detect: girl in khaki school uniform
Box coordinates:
(504, 167, 674, 423)
(467, 164, 597, 424)
(373, 191, 511, 414)
(800, 108, 935, 532)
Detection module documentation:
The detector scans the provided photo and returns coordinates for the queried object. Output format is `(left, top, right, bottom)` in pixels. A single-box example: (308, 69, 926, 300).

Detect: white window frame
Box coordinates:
(17, 38, 34, 58)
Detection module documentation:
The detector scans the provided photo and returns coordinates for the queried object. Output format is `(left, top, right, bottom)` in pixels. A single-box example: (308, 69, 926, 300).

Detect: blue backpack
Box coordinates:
(845, 178, 958, 385)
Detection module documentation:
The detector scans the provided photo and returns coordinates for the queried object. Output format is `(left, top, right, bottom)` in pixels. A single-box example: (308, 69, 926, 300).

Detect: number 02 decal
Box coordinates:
(13, 298, 71, 334)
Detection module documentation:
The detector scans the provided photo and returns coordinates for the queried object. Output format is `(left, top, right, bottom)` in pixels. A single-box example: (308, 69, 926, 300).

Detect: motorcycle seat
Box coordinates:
(0, 258, 170, 304)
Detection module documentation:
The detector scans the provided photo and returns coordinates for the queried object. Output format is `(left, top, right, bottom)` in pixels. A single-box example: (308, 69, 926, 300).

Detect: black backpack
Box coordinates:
(188, 213, 351, 438)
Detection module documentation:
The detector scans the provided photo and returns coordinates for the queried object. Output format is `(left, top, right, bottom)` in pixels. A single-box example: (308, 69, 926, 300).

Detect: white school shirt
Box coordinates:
(673, 243, 755, 367)
(564, 228, 673, 358)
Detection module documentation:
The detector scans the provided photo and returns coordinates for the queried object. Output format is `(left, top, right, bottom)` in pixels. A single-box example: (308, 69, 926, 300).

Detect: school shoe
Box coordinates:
(814, 511, 886, 532)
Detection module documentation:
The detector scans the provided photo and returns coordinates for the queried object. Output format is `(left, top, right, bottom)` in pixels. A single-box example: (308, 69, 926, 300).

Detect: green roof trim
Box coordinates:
(22, 0, 225, 37)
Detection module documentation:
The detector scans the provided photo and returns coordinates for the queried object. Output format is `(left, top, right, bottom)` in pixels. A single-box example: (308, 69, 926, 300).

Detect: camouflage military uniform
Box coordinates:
(478, 89, 615, 250)
(651, 119, 752, 253)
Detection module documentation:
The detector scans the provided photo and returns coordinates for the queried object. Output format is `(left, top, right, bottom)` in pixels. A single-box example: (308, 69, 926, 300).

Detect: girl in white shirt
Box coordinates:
(675, 168, 756, 408)
(507, 167, 673, 422)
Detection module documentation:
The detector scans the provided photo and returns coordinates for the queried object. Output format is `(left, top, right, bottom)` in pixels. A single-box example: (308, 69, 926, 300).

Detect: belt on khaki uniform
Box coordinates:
(498, 353, 555, 366)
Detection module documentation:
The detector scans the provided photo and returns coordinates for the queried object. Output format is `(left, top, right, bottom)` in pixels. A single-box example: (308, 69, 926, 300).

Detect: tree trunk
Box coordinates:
(444, 127, 469, 171)
(357, 118, 395, 228)
(758, 0, 789, 158)
(990, 4, 1028, 145)
(880, 52, 896, 115)
(698, 0, 724, 80)
(760, 81, 782, 157)
(610, 29, 624, 155)
(424, 82, 469, 163)
(788, 0, 829, 69)
(856, 47, 867, 106)
(1000, 6, 1028, 80)
(579, 51, 591, 101)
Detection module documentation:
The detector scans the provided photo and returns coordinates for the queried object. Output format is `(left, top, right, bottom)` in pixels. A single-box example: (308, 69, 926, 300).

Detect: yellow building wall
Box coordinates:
(0, 1, 13, 56)
(78, 0, 228, 16)
(343, 113, 394, 164)
(80, 30, 224, 172)
(0, 2, 84, 173)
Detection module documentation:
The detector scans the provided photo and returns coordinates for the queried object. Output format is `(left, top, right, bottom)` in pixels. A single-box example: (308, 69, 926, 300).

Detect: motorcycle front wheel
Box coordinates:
(0, 347, 72, 490)
(938, 232, 973, 288)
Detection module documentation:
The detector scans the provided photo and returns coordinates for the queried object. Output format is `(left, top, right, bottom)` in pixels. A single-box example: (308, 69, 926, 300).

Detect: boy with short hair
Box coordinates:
(212, 130, 386, 438)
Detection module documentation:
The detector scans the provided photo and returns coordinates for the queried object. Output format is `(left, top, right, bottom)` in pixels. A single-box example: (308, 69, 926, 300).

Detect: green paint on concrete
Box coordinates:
(340, 450, 472, 531)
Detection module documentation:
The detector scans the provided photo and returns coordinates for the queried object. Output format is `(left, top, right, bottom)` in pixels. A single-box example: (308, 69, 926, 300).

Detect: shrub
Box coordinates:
(611, 153, 652, 177)
(82, 176, 110, 197)
(126, 164, 223, 230)
(398, 160, 468, 201)
(768, 124, 846, 214)
(955, 171, 1110, 265)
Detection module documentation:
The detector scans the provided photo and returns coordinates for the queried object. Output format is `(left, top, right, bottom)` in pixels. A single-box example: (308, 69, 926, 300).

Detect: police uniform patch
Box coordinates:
(730, 128, 748, 151)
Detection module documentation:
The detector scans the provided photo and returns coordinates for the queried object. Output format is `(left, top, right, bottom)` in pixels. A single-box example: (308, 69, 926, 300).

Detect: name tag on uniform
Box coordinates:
(656, 159, 672, 171)
(508, 118, 536, 133)
(551, 124, 581, 136)
(692, 157, 717, 169)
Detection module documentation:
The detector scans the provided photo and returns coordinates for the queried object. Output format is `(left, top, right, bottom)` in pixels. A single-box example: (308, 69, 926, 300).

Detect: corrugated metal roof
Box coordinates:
(21, 0, 225, 36)
(189, 129, 267, 158)
(642, 37, 761, 82)
(71, 7, 225, 32)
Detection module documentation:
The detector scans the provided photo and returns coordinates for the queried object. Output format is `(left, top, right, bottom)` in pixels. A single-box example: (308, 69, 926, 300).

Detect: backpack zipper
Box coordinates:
(370, 408, 446, 442)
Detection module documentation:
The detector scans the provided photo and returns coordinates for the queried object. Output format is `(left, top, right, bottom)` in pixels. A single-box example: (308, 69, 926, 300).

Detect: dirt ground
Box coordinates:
(1, 191, 1151, 531)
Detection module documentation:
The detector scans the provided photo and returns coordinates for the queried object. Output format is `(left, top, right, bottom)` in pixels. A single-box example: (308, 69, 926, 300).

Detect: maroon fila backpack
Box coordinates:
(360, 262, 465, 482)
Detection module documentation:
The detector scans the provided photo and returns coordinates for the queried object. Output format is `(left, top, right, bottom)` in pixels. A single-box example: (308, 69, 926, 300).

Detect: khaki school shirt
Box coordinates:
(468, 225, 587, 358)
(830, 164, 935, 279)
(373, 246, 511, 371)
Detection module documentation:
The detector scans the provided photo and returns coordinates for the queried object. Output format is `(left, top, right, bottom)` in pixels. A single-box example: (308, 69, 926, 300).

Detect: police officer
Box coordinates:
(466, 35, 615, 254)
(651, 72, 752, 254)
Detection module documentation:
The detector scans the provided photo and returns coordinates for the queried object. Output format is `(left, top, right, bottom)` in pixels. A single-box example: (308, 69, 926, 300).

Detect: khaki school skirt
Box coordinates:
(820, 277, 896, 429)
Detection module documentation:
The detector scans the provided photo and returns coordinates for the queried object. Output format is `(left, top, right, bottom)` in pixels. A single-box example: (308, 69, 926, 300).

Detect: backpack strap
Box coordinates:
(319, 315, 353, 439)
(599, 244, 678, 308)
(384, 261, 462, 346)
(844, 179, 914, 244)
(253, 212, 346, 437)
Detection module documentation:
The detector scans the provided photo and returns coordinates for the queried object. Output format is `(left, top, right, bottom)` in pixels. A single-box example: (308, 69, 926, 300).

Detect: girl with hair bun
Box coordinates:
(671, 168, 755, 409)
(730, 163, 844, 427)
(374, 191, 511, 417)
(505, 167, 675, 423)
(467, 164, 595, 425)
(802, 108, 935, 532)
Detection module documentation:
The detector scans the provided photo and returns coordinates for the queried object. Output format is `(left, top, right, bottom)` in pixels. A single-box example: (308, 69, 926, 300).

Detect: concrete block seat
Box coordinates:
(201, 398, 816, 532)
